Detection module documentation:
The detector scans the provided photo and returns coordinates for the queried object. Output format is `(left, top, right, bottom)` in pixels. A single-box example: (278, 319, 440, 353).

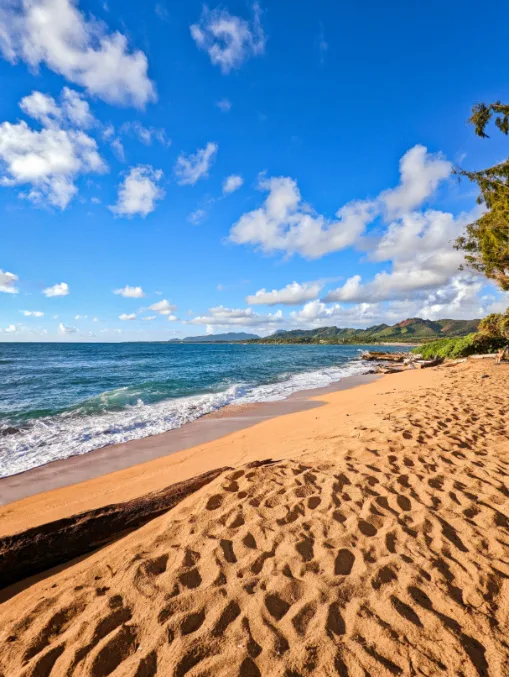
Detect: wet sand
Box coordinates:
(0, 373, 378, 507)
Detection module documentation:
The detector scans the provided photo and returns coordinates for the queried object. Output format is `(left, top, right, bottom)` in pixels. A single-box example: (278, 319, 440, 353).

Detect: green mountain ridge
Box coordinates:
(168, 332, 261, 343)
(248, 317, 480, 344)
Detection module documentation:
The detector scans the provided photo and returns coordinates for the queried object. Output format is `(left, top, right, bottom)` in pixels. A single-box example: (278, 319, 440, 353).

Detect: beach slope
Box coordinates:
(0, 360, 508, 676)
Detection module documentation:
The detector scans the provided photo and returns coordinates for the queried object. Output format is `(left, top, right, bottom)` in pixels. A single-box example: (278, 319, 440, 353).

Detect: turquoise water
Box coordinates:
(0, 342, 405, 477)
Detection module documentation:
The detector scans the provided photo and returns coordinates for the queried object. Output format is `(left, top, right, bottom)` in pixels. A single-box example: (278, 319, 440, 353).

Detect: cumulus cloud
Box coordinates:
(119, 313, 136, 320)
(110, 165, 164, 217)
(289, 300, 371, 327)
(189, 305, 282, 328)
(0, 89, 106, 208)
(288, 280, 488, 329)
(20, 87, 95, 129)
(22, 310, 44, 316)
(114, 285, 145, 298)
(0, 0, 156, 107)
(190, 2, 265, 74)
(223, 174, 243, 194)
(43, 281, 69, 296)
(230, 175, 376, 258)
(0, 269, 19, 293)
(229, 146, 451, 260)
(246, 281, 322, 306)
(324, 209, 477, 304)
(379, 145, 451, 219)
(20, 90, 61, 127)
(60, 86, 95, 127)
(142, 315, 156, 321)
(174, 142, 217, 186)
(149, 299, 177, 315)
(59, 322, 76, 333)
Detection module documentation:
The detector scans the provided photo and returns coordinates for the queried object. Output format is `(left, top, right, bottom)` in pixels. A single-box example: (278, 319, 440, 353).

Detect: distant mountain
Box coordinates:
(168, 332, 260, 343)
(251, 318, 480, 345)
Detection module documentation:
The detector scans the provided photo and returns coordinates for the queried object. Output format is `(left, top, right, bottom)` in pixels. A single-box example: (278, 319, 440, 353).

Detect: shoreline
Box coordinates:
(1, 359, 508, 675)
(0, 372, 379, 507)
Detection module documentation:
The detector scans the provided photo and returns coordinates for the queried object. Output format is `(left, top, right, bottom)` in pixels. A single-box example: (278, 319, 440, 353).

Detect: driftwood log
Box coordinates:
(0, 467, 229, 589)
(0, 459, 279, 590)
(362, 352, 407, 363)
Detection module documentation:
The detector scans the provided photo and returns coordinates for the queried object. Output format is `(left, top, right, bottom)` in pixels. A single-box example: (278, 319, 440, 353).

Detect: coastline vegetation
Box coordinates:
(412, 310, 509, 359)
(246, 317, 479, 345)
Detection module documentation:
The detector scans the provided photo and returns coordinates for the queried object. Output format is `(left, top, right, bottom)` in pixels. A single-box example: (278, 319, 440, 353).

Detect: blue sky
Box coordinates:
(1, 0, 509, 341)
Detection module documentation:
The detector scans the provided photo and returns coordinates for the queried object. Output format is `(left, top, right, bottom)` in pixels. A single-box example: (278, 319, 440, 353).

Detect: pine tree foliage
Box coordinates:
(455, 102, 509, 290)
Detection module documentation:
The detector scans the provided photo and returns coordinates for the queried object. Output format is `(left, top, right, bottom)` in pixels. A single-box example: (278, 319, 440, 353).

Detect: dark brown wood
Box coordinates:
(0, 466, 230, 589)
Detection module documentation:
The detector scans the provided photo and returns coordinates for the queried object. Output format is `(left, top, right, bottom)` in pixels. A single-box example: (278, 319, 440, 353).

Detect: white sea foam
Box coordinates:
(0, 360, 369, 478)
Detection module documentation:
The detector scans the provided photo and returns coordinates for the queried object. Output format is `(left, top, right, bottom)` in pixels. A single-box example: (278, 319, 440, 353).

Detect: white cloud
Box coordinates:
(59, 322, 77, 333)
(324, 209, 476, 304)
(60, 87, 95, 127)
(379, 145, 451, 219)
(0, 0, 156, 107)
(174, 142, 217, 186)
(74, 314, 87, 319)
(149, 299, 177, 315)
(43, 281, 69, 297)
(0, 90, 106, 208)
(119, 312, 136, 320)
(229, 146, 451, 260)
(114, 285, 145, 298)
(121, 121, 170, 146)
(416, 275, 485, 320)
(0, 269, 19, 293)
(223, 174, 243, 194)
(246, 281, 322, 306)
(189, 305, 282, 328)
(230, 175, 376, 259)
(166, 314, 177, 322)
(110, 165, 164, 217)
(287, 284, 487, 329)
(20, 90, 61, 127)
(20, 87, 96, 129)
(109, 137, 125, 161)
(3, 324, 17, 333)
(142, 315, 156, 321)
(191, 2, 265, 74)
(216, 98, 231, 112)
(22, 310, 44, 316)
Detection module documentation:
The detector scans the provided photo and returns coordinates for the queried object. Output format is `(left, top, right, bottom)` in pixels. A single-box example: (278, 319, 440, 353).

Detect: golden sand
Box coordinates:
(0, 360, 508, 676)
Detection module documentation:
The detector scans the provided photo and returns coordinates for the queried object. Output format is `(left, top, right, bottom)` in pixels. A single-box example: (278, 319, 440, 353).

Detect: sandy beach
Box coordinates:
(1, 359, 508, 676)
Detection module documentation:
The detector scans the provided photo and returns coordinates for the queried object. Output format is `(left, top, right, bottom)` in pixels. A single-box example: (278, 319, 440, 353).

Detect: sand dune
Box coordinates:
(1, 361, 508, 676)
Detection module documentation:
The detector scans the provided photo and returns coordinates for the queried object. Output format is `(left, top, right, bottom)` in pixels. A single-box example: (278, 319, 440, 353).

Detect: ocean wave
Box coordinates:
(0, 360, 369, 478)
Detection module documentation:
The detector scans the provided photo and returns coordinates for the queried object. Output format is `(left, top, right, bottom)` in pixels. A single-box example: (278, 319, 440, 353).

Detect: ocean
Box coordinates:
(0, 342, 406, 478)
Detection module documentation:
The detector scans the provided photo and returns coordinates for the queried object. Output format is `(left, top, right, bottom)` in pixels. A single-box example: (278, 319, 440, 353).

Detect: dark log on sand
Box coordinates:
(0, 467, 229, 589)
(362, 351, 408, 362)
(0, 459, 280, 589)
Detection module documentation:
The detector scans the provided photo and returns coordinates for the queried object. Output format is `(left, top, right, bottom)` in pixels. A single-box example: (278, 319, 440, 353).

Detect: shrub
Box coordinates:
(478, 310, 509, 339)
(412, 333, 507, 360)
